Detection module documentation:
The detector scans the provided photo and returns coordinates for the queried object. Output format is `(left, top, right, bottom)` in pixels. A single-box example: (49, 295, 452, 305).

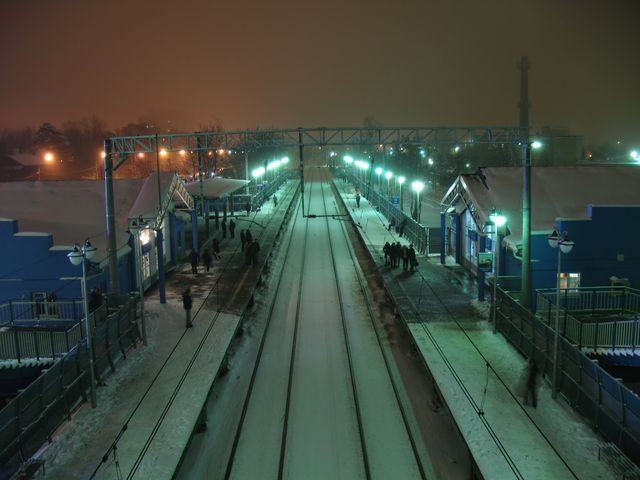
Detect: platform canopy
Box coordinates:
(185, 177, 249, 199)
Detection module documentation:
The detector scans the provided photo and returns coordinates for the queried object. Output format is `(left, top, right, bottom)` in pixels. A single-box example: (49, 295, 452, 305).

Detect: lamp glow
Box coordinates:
(411, 181, 424, 193)
(398, 176, 405, 185)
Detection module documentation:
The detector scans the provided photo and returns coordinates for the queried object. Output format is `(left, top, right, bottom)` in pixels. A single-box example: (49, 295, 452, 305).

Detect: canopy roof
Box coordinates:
(184, 177, 249, 199)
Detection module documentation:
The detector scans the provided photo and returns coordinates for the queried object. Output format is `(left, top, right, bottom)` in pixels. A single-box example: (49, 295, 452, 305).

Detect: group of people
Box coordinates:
(220, 218, 236, 239)
(241, 229, 260, 264)
(189, 240, 222, 275)
(383, 242, 418, 272)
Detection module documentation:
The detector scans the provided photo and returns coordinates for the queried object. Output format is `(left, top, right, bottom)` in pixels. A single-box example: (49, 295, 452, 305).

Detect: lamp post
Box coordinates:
(547, 228, 575, 399)
(411, 180, 424, 222)
(375, 167, 383, 191)
(397, 176, 405, 211)
(489, 209, 507, 333)
(385, 171, 393, 197)
(67, 239, 98, 408)
(251, 166, 265, 195)
(129, 219, 150, 346)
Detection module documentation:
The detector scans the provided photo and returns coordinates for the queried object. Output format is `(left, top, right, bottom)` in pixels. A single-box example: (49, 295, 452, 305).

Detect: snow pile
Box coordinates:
(445, 255, 457, 266)
(471, 299, 490, 319)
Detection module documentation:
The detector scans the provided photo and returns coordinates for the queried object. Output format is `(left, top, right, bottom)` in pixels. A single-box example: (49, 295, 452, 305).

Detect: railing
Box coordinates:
(536, 286, 640, 316)
(0, 304, 109, 362)
(536, 290, 640, 351)
(340, 169, 440, 255)
(0, 300, 85, 326)
(495, 287, 640, 466)
(0, 295, 140, 478)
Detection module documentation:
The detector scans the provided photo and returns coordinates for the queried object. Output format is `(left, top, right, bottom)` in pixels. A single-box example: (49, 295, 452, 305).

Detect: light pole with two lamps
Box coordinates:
(375, 167, 383, 191)
(67, 239, 98, 408)
(385, 171, 393, 197)
(488, 209, 507, 333)
(128, 219, 151, 346)
(547, 228, 575, 399)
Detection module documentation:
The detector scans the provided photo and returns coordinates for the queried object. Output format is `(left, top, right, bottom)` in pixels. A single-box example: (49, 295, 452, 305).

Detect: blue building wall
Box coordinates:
(0, 218, 135, 303)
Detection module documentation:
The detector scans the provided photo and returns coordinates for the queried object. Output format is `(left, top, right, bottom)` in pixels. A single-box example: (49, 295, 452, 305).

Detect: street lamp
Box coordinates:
(411, 180, 424, 222)
(489, 209, 507, 333)
(375, 167, 383, 191)
(128, 219, 150, 346)
(397, 176, 405, 211)
(67, 239, 98, 408)
(385, 171, 393, 197)
(631, 150, 639, 163)
(547, 228, 575, 399)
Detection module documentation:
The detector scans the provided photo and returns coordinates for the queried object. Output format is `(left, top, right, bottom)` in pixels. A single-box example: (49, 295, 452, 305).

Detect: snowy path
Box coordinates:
(218, 168, 428, 479)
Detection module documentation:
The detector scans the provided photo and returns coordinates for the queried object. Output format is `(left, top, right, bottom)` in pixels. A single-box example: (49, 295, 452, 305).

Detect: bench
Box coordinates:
(598, 442, 640, 479)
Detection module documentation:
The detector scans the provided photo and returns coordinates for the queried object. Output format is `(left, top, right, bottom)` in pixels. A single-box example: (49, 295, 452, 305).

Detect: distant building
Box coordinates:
(0, 154, 39, 182)
(440, 166, 640, 302)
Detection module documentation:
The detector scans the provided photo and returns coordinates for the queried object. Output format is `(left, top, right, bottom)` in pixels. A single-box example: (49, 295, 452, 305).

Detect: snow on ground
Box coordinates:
(471, 299, 490, 319)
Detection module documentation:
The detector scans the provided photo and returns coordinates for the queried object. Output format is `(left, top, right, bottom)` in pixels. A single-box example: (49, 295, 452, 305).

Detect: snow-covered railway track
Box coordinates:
(222, 167, 427, 479)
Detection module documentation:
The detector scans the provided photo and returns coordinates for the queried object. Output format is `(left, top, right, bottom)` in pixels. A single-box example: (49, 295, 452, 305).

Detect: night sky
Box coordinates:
(1, 0, 639, 146)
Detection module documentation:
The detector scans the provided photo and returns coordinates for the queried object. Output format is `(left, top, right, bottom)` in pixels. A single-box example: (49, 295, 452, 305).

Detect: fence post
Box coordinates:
(578, 321, 583, 349)
(14, 329, 21, 363)
(594, 321, 599, 353)
(33, 331, 40, 361)
(592, 289, 596, 316)
(49, 330, 55, 358)
(612, 321, 617, 352)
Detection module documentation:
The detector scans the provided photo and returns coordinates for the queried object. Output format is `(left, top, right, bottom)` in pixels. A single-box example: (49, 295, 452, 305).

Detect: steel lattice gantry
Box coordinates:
(103, 126, 526, 294)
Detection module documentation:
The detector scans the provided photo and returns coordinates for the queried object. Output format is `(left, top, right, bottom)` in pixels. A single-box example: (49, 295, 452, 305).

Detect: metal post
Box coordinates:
(103, 139, 119, 295)
(552, 246, 562, 399)
(493, 233, 501, 334)
(298, 128, 305, 216)
(135, 231, 147, 346)
(245, 151, 250, 195)
(82, 257, 97, 407)
(519, 56, 531, 309)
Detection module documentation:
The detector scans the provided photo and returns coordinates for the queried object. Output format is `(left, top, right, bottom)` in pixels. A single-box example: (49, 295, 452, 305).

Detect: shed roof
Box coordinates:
(442, 165, 640, 247)
(184, 177, 249, 199)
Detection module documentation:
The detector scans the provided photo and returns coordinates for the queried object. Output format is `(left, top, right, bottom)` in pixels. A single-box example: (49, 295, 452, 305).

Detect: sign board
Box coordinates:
(391, 196, 400, 205)
(478, 252, 493, 272)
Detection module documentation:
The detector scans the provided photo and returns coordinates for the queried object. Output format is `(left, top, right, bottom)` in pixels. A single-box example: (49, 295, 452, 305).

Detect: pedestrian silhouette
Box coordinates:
(355, 193, 361, 208)
(245, 201, 251, 216)
(229, 219, 236, 239)
(189, 249, 198, 274)
(523, 359, 539, 407)
(221, 218, 227, 239)
(182, 288, 193, 328)
(212, 238, 221, 259)
(240, 229, 247, 252)
(202, 249, 213, 272)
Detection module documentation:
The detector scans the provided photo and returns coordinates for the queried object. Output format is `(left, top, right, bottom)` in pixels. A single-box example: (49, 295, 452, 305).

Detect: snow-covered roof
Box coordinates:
(0, 179, 144, 263)
(184, 177, 249, 199)
(443, 165, 640, 246)
(127, 172, 177, 221)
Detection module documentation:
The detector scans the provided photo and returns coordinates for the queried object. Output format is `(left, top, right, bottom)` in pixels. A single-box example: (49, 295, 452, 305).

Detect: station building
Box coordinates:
(440, 165, 640, 302)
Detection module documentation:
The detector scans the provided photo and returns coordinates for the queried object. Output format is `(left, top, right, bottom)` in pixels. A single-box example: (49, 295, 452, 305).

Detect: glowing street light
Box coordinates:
(159, 148, 168, 157)
(412, 180, 424, 222)
(631, 150, 639, 162)
(531, 140, 543, 149)
(252, 166, 266, 179)
(397, 176, 406, 211)
(138, 152, 145, 159)
(375, 167, 383, 190)
(344, 155, 354, 164)
(428, 157, 434, 166)
(281, 156, 289, 164)
(179, 149, 186, 157)
(385, 171, 393, 196)
(44, 152, 54, 162)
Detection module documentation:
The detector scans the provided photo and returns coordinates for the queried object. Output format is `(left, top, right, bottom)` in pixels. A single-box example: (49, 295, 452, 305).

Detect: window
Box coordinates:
(560, 272, 580, 290)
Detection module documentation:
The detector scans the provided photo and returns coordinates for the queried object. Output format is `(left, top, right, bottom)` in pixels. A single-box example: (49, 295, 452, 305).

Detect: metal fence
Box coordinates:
(496, 288, 640, 465)
(340, 169, 440, 255)
(0, 303, 109, 362)
(536, 288, 640, 351)
(0, 295, 140, 477)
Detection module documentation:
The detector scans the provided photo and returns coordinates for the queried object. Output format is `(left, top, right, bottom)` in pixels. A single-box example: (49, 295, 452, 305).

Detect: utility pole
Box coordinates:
(519, 56, 532, 308)
(104, 138, 119, 295)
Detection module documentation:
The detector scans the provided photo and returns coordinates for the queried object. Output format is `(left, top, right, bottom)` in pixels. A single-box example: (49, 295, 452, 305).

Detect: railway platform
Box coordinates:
(39, 180, 300, 479)
(334, 179, 617, 480)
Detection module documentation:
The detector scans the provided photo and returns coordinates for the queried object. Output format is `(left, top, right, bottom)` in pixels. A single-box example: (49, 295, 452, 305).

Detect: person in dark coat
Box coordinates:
(221, 218, 227, 239)
(212, 238, 221, 259)
(245, 201, 251, 216)
(189, 249, 198, 274)
(393, 243, 402, 267)
(229, 219, 236, 239)
(202, 249, 213, 272)
(240, 229, 247, 252)
(250, 239, 260, 265)
(89, 287, 102, 312)
(355, 193, 361, 208)
(408, 244, 417, 272)
(399, 218, 408, 237)
(245, 230, 253, 244)
(273, 194, 278, 207)
(182, 288, 193, 328)
(524, 359, 539, 407)
(383, 242, 391, 266)
(402, 245, 409, 271)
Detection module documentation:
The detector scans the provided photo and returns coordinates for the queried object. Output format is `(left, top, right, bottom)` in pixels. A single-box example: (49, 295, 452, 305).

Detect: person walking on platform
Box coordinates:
(393, 242, 401, 268)
(212, 238, 221, 259)
(245, 201, 251, 216)
(229, 219, 236, 239)
(523, 359, 539, 407)
(221, 218, 227, 239)
(189, 249, 198, 274)
(245, 230, 253, 245)
(408, 244, 418, 272)
(182, 288, 193, 328)
(245, 240, 253, 265)
(399, 218, 408, 238)
(202, 249, 213, 273)
(273, 194, 278, 207)
(250, 239, 260, 265)
(240, 229, 247, 252)
(402, 245, 409, 271)
(383, 242, 391, 266)
(355, 193, 361, 208)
